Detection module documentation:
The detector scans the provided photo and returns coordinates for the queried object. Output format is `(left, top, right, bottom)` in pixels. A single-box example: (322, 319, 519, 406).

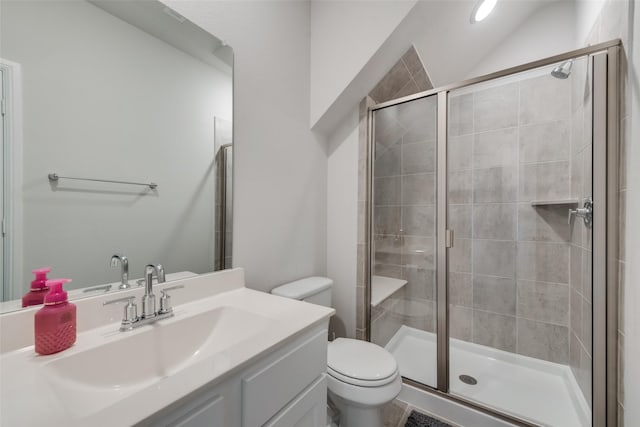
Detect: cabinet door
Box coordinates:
(264, 375, 327, 427)
(242, 330, 326, 427)
(168, 395, 226, 427)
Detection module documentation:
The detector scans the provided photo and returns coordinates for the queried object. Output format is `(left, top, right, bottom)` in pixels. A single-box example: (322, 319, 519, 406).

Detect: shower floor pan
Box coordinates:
(386, 326, 590, 427)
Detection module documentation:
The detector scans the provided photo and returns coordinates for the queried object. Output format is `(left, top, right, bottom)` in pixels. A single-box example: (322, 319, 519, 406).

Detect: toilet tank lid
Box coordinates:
(271, 276, 333, 300)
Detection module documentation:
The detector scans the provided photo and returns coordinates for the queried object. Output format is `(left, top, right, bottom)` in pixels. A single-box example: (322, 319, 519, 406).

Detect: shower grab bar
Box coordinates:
(48, 173, 157, 189)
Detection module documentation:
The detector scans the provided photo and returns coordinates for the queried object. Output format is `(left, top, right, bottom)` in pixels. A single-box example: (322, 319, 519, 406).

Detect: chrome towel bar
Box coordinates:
(48, 173, 157, 189)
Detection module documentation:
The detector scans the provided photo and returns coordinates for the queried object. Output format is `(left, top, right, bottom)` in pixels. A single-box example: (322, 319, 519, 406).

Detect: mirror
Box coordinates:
(0, 0, 233, 313)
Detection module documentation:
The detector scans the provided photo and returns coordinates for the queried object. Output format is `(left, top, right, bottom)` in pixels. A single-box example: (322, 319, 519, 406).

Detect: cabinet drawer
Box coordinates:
(242, 330, 326, 427)
(264, 374, 327, 427)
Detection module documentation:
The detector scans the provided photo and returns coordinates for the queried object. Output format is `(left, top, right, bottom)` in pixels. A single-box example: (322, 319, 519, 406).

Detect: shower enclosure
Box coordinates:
(367, 41, 620, 427)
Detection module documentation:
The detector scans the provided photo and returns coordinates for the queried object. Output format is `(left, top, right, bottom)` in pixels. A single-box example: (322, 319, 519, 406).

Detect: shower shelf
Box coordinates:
(531, 199, 579, 207)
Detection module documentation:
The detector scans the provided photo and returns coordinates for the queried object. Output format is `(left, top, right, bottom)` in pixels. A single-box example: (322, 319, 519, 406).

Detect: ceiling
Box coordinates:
(406, 0, 567, 86)
(89, 0, 233, 74)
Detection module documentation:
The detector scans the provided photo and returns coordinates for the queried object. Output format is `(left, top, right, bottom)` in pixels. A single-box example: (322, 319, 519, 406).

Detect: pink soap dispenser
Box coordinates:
(22, 267, 52, 307)
(34, 279, 76, 355)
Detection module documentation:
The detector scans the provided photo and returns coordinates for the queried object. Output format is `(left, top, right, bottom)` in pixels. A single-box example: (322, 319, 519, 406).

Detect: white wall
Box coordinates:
(165, 0, 328, 293)
(1, 0, 232, 292)
(309, 0, 417, 128)
(326, 110, 359, 338)
(465, 1, 578, 79)
(575, 0, 607, 45)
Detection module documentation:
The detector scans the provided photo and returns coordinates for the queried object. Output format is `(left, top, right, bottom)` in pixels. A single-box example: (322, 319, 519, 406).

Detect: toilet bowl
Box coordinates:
(271, 277, 402, 427)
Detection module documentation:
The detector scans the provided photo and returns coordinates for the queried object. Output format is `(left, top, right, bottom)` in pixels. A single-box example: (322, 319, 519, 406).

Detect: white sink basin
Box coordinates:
(42, 306, 272, 417)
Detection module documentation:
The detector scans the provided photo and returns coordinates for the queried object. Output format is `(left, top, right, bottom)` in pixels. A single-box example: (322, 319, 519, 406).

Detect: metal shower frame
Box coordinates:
(365, 39, 621, 427)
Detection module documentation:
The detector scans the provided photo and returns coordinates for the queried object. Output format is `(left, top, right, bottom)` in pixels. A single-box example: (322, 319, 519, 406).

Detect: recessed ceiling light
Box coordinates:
(470, 0, 497, 24)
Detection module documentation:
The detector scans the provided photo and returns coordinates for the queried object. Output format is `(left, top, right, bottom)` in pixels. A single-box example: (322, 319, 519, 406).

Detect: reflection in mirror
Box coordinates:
(0, 0, 233, 313)
(214, 118, 233, 271)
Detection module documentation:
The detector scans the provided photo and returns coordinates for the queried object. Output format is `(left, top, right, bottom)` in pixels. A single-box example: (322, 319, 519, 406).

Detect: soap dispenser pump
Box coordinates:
(22, 267, 52, 307)
(34, 279, 76, 355)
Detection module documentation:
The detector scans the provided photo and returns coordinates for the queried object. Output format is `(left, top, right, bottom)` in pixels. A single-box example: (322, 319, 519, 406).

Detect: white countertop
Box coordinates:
(0, 269, 334, 426)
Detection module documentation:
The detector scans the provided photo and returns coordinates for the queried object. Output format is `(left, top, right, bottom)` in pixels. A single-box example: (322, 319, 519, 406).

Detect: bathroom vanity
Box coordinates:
(0, 269, 334, 427)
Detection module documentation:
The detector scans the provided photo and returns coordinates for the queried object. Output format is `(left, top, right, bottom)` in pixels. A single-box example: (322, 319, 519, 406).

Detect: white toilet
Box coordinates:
(271, 277, 402, 427)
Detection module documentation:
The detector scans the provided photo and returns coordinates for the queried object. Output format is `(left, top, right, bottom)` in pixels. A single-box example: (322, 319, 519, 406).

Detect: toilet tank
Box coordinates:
(271, 277, 333, 307)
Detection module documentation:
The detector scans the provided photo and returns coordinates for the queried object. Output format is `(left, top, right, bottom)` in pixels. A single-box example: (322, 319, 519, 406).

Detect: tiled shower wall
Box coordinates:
(446, 72, 577, 365)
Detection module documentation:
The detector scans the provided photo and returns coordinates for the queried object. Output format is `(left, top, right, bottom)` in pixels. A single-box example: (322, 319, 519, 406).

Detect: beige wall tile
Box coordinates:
(449, 204, 472, 238)
(519, 161, 571, 202)
(375, 144, 401, 177)
(473, 166, 518, 202)
(517, 241, 570, 284)
(450, 305, 473, 341)
(519, 75, 571, 125)
(449, 170, 473, 203)
(517, 319, 569, 363)
(570, 288, 583, 340)
(517, 280, 570, 325)
(375, 206, 401, 235)
(401, 46, 424, 77)
(448, 134, 473, 171)
(473, 240, 517, 278)
(474, 127, 518, 169)
(374, 234, 403, 265)
(570, 245, 583, 293)
(520, 120, 571, 163)
(402, 173, 436, 205)
(448, 93, 474, 136)
(473, 275, 517, 315)
(449, 237, 472, 273)
(402, 205, 436, 237)
(403, 266, 436, 300)
(474, 83, 519, 132)
(370, 60, 412, 104)
(473, 203, 517, 240)
(374, 176, 401, 206)
(472, 310, 516, 352)
(402, 142, 435, 174)
(449, 272, 473, 307)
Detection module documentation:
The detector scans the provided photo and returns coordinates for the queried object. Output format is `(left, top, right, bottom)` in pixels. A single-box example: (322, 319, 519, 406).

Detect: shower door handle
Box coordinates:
(445, 229, 454, 248)
(568, 198, 593, 227)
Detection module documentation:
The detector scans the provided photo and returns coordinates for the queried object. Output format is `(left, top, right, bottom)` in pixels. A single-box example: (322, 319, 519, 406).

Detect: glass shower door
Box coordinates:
(447, 56, 593, 427)
(370, 95, 438, 388)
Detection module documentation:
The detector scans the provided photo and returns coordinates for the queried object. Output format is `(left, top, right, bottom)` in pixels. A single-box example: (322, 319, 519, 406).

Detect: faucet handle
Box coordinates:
(158, 285, 184, 315)
(103, 296, 138, 329)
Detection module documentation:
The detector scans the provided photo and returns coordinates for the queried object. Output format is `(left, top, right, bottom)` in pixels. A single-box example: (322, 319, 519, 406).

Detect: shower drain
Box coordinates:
(459, 374, 478, 385)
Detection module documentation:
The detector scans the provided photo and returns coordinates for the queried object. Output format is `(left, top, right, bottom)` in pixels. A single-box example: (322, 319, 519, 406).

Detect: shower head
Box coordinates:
(551, 59, 574, 79)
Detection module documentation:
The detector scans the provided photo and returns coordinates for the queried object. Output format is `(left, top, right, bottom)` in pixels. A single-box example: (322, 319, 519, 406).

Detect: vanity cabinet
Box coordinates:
(138, 324, 328, 427)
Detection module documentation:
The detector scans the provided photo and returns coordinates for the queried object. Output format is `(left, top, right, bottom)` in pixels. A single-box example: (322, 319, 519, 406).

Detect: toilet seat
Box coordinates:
(327, 338, 398, 387)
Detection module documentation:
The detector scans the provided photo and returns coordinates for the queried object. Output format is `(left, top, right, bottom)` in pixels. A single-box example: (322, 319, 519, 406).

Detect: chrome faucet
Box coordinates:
(141, 264, 164, 318)
(110, 254, 130, 289)
(140, 264, 167, 318)
(103, 263, 183, 332)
